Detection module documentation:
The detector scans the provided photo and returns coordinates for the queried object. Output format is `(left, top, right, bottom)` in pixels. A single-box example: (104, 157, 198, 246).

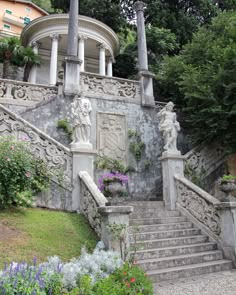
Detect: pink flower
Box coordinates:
(130, 278, 136, 283)
(25, 172, 31, 178)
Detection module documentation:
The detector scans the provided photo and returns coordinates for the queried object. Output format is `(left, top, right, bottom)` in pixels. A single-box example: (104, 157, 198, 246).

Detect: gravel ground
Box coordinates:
(154, 270, 236, 295)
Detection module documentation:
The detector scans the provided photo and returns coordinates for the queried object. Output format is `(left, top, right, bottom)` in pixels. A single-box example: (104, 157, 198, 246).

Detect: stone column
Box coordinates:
(134, 1, 155, 106)
(64, 0, 81, 95)
(49, 33, 60, 86)
(78, 35, 87, 72)
(98, 44, 106, 76)
(107, 57, 113, 77)
(67, 0, 78, 57)
(134, 1, 148, 71)
(160, 151, 184, 210)
(29, 41, 39, 84)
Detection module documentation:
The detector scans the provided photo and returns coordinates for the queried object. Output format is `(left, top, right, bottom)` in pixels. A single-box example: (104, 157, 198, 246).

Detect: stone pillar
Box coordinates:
(29, 41, 39, 84)
(98, 206, 133, 258)
(78, 35, 87, 72)
(160, 151, 184, 210)
(49, 33, 59, 86)
(98, 44, 106, 76)
(71, 148, 97, 211)
(134, 1, 148, 71)
(67, 0, 78, 57)
(134, 1, 155, 106)
(107, 57, 113, 77)
(215, 202, 236, 266)
(64, 0, 81, 95)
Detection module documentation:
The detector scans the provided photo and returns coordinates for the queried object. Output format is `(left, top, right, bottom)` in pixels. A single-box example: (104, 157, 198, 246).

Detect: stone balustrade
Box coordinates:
(0, 78, 57, 106)
(185, 143, 225, 177)
(174, 174, 236, 266)
(80, 72, 141, 103)
(174, 174, 221, 238)
(0, 104, 72, 190)
(79, 171, 108, 236)
(79, 171, 133, 253)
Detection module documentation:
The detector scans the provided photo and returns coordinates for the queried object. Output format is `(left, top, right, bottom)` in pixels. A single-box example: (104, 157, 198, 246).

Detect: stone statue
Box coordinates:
(71, 92, 92, 146)
(157, 101, 180, 152)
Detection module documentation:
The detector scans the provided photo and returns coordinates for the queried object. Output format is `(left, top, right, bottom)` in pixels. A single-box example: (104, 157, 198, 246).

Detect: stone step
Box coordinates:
(130, 242, 217, 260)
(138, 251, 223, 271)
(130, 235, 208, 250)
(130, 210, 180, 219)
(130, 216, 187, 226)
(123, 201, 164, 208)
(129, 228, 200, 242)
(129, 222, 193, 233)
(147, 260, 233, 282)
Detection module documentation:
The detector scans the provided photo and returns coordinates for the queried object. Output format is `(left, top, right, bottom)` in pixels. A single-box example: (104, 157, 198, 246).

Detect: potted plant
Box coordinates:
(98, 172, 128, 204)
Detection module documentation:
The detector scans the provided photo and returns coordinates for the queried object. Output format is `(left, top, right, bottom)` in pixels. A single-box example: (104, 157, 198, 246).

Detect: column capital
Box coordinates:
(97, 43, 106, 50)
(134, 1, 146, 12)
(30, 41, 40, 49)
(78, 34, 88, 41)
(50, 33, 60, 41)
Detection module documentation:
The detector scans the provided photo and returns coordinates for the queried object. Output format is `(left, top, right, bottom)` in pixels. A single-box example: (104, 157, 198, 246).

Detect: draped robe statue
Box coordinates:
(157, 102, 180, 152)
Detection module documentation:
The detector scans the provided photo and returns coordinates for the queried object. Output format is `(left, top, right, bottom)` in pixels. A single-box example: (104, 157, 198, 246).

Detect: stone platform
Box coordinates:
(154, 270, 236, 295)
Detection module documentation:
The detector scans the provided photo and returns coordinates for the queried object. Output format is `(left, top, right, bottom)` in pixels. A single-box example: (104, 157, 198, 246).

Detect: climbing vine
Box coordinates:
(128, 129, 145, 162)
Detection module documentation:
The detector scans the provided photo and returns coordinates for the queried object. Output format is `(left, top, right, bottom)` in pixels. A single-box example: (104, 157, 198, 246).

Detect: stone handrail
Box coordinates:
(0, 78, 57, 106)
(79, 171, 108, 236)
(80, 72, 141, 103)
(0, 104, 72, 190)
(174, 174, 221, 239)
(184, 143, 225, 178)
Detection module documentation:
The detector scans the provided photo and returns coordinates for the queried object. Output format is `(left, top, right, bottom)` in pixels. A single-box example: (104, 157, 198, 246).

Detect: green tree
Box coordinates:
(0, 37, 22, 79)
(0, 37, 41, 81)
(31, 0, 52, 12)
(158, 11, 236, 150)
(21, 47, 41, 82)
(51, 0, 127, 32)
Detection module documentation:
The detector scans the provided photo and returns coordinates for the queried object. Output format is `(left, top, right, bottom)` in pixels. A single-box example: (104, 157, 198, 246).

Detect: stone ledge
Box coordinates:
(215, 202, 236, 210)
(98, 206, 134, 215)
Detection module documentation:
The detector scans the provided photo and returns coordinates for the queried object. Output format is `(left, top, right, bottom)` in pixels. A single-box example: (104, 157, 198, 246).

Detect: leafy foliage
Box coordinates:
(95, 155, 131, 174)
(158, 11, 236, 150)
(57, 118, 73, 141)
(0, 37, 41, 80)
(92, 262, 153, 295)
(128, 130, 145, 161)
(0, 137, 51, 209)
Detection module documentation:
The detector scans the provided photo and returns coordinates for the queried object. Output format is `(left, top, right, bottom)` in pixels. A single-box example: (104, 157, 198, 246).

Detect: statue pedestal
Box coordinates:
(71, 144, 97, 212)
(160, 151, 184, 210)
(138, 70, 155, 107)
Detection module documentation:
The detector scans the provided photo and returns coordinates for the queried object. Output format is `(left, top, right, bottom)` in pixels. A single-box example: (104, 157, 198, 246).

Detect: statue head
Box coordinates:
(166, 101, 174, 111)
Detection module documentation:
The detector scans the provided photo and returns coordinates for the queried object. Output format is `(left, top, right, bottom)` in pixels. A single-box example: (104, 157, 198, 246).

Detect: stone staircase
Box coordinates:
(128, 201, 233, 282)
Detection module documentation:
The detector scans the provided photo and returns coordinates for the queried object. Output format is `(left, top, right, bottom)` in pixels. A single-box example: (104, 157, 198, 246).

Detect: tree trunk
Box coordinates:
(23, 62, 32, 82)
(2, 60, 10, 79)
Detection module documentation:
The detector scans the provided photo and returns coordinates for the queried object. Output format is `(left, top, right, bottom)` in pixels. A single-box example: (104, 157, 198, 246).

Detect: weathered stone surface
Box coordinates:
(21, 94, 163, 199)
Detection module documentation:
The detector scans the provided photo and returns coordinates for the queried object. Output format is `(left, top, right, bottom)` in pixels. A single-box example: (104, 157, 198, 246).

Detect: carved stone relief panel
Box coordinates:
(97, 112, 127, 163)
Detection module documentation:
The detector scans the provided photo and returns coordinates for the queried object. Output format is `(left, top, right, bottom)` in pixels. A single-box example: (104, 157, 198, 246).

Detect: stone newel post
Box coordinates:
(64, 0, 81, 95)
(134, 1, 155, 106)
(159, 102, 184, 210)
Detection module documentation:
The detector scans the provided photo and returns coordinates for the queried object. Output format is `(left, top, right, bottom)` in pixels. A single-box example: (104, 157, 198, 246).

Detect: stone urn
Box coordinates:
(219, 179, 236, 200)
(105, 181, 128, 204)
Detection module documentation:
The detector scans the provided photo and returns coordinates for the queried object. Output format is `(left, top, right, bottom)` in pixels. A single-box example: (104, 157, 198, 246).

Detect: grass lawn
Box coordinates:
(0, 208, 99, 268)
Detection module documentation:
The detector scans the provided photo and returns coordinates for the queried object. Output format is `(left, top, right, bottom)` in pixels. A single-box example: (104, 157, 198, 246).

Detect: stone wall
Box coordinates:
(21, 94, 163, 200)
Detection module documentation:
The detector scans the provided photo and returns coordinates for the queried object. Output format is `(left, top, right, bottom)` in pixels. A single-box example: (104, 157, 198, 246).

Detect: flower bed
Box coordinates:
(0, 247, 153, 294)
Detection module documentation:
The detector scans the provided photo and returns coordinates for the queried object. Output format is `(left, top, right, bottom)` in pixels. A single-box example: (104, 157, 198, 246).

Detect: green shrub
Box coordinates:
(0, 136, 51, 209)
(91, 263, 153, 295)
